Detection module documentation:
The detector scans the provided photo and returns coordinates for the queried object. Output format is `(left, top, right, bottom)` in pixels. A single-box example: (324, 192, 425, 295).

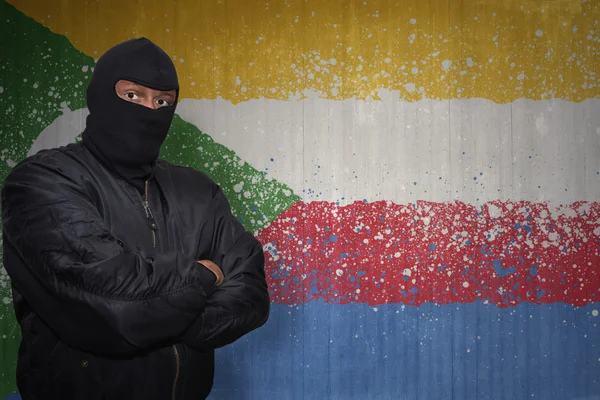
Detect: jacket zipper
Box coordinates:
(140, 180, 157, 248)
(138, 180, 180, 400)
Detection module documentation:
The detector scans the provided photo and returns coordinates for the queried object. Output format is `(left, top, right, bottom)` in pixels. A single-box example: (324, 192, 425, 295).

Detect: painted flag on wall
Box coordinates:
(1, 0, 600, 399)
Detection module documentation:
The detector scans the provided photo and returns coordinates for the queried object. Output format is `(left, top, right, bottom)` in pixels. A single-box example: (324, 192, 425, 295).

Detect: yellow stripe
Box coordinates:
(9, 0, 599, 104)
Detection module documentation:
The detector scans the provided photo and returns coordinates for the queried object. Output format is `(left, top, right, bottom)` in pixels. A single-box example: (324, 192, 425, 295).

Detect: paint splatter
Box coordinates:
(259, 200, 600, 307)
(162, 116, 299, 232)
(0, 1, 90, 186)
(10, 0, 600, 103)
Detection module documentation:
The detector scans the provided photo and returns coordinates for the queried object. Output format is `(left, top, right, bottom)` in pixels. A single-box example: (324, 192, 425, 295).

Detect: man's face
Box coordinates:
(115, 80, 177, 109)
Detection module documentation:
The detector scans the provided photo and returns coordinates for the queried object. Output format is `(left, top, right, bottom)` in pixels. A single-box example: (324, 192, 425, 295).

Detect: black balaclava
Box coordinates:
(82, 37, 179, 192)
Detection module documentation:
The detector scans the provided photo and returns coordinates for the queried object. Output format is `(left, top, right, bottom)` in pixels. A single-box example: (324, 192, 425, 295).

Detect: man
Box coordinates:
(1, 37, 270, 399)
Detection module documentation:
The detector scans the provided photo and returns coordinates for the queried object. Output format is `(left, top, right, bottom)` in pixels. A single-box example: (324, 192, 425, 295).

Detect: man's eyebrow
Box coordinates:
(119, 83, 142, 90)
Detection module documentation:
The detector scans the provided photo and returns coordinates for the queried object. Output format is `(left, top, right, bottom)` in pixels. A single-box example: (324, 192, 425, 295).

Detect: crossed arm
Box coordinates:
(1, 160, 269, 356)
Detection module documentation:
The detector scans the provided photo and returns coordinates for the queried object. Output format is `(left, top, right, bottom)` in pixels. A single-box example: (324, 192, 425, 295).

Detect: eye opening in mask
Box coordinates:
(114, 79, 177, 110)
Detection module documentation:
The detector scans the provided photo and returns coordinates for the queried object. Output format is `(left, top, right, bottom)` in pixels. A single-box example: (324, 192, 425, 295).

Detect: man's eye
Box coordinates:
(156, 99, 172, 108)
(125, 92, 138, 100)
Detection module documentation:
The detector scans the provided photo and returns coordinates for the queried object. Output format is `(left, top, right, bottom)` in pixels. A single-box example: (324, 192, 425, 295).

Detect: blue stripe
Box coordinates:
(5, 302, 599, 400)
(209, 302, 600, 399)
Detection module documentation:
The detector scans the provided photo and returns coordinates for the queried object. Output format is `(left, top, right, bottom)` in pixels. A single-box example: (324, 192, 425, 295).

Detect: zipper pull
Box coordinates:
(141, 200, 153, 219)
(142, 181, 158, 231)
(141, 200, 158, 231)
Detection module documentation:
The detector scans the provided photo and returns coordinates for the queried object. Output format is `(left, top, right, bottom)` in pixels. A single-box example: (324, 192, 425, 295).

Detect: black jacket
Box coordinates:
(1, 142, 270, 399)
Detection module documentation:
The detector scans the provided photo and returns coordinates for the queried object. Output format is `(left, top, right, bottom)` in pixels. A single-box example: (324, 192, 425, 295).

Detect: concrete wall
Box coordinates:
(1, 1, 599, 398)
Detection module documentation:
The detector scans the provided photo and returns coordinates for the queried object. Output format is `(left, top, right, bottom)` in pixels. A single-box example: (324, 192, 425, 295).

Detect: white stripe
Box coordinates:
(178, 93, 600, 205)
(32, 94, 600, 206)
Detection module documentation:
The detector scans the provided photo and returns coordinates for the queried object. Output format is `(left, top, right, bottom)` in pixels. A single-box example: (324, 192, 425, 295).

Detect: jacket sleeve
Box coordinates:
(1, 160, 216, 356)
(182, 183, 270, 350)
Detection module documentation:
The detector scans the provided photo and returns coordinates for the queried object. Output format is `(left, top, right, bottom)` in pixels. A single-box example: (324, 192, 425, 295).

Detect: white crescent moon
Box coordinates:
(28, 108, 90, 157)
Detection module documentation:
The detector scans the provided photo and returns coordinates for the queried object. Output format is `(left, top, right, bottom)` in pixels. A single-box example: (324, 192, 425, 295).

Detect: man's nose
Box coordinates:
(141, 99, 155, 109)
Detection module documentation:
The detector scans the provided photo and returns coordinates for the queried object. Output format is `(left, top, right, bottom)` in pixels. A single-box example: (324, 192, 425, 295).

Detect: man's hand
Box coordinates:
(198, 260, 224, 286)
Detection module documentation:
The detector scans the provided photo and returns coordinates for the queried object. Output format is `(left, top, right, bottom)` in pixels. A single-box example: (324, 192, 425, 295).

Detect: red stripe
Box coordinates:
(257, 200, 600, 307)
